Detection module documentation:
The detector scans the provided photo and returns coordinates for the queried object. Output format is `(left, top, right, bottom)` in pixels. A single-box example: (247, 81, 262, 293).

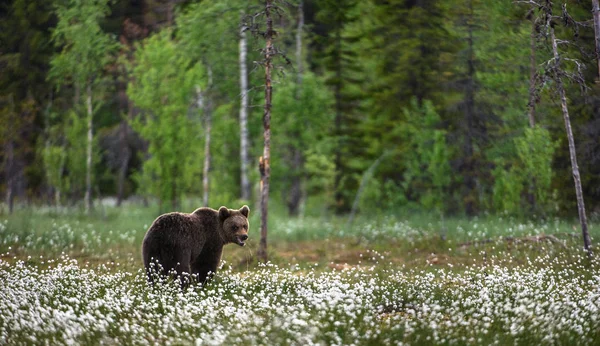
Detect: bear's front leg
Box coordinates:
(191, 248, 222, 284)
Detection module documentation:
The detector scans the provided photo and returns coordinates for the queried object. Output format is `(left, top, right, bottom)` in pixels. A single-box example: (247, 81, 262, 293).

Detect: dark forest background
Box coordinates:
(1, 0, 599, 220)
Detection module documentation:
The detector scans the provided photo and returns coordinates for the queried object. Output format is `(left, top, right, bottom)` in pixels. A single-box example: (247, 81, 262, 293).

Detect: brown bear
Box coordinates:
(142, 205, 249, 286)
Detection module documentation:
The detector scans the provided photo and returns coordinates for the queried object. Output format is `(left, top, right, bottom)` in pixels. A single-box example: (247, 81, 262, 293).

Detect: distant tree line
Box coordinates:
(1, 0, 600, 220)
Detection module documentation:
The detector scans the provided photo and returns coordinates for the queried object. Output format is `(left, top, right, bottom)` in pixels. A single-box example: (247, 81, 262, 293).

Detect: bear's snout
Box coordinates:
(235, 233, 248, 247)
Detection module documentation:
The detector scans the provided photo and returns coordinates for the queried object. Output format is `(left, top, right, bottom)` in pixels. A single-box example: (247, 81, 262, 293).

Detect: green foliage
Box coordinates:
(1, 0, 599, 218)
(304, 149, 336, 197)
(492, 165, 523, 214)
(42, 145, 68, 198)
(127, 31, 205, 210)
(516, 127, 558, 209)
(206, 103, 240, 206)
(49, 0, 117, 89)
(493, 126, 557, 215)
(64, 110, 100, 197)
(402, 99, 451, 212)
(177, 0, 242, 92)
(271, 72, 334, 197)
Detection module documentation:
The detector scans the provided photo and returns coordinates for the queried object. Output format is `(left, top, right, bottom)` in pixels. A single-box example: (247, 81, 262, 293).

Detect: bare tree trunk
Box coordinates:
(463, 0, 476, 217)
(85, 82, 93, 214)
(287, 150, 302, 216)
(116, 118, 131, 207)
(167, 0, 174, 27)
(592, 0, 600, 80)
(197, 66, 213, 208)
(527, 15, 537, 128)
(44, 91, 53, 205)
(74, 84, 80, 107)
(550, 27, 592, 257)
(296, 0, 304, 86)
(257, 0, 274, 263)
(5, 139, 14, 214)
(202, 107, 211, 208)
(333, 23, 344, 212)
(526, 14, 538, 211)
(239, 12, 251, 202)
(287, 0, 305, 216)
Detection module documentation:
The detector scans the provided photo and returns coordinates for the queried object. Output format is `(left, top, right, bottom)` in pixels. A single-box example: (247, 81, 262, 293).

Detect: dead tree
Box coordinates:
(592, 0, 600, 79)
(520, 1, 592, 257)
(246, 0, 290, 262)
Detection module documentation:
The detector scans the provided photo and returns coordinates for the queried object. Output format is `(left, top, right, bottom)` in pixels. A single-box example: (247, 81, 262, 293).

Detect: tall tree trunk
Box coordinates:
(85, 82, 93, 214)
(197, 66, 213, 208)
(592, 0, 600, 80)
(550, 26, 592, 257)
(257, 0, 274, 263)
(333, 23, 344, 212)
(463, 0, 476, 217)
(239, 13, 251, 201)
(526, 14, 538, 210)
(116, 118, 131, 207)
(171, 165, 178, 210)
(295, 0, 304, 86)
(44, 90, 53, 205)
(527, 15, 537, 128)
(287, 0, 304, 216)
(5, 139, 14, 214)
(202, 103, 211, 208)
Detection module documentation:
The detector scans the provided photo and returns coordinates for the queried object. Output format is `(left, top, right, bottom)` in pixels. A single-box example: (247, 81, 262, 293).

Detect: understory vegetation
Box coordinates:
(1, 204, 599, 345)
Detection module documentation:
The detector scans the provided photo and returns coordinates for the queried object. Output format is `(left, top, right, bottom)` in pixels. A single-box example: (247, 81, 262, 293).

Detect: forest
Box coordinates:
(1, 0, 600, 221)
(4, 1, 600, 344)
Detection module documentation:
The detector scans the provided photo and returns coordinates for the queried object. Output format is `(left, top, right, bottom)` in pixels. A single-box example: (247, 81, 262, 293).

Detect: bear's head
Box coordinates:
(219, 205, 250, 246)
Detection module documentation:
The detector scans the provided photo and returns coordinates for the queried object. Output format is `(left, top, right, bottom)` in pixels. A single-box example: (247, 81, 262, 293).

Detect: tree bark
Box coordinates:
(592, 0, 600, 80)
(287, 0, 304, 216)
(84, 82, 93, 214)
(295, 0, 304, 86)
(239, 12, 251, 201)
(197, 67, 213, 208)
(550, 26, 592, 257)
(4, 139, 14, 214)
(463, 0, 476, 217)
(527, 15, 537, 128)
(202, 106, 211, 208)
(257, 0, 274, 263)
(526, 14, 537, 211)
(333, 19, 344, 212)
(44, 91, 53, 205)
(116, 118, 131, 207)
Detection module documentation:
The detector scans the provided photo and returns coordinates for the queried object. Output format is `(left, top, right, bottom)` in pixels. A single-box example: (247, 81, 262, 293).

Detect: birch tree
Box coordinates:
(50, 0, 117, 214)
(239, 12, 251, 201)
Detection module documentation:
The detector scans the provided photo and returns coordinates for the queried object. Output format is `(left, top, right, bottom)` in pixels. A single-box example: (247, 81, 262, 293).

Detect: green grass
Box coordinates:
(0, 204, 599, 345)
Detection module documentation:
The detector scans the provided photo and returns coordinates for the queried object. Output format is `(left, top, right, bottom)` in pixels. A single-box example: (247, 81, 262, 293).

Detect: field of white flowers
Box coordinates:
(1, 251, 600, 345)
(1, 208, 599, 345)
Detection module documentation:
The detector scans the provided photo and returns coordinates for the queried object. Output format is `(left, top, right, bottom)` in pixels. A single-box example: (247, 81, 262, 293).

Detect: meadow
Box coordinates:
(1, 203, 600, 345)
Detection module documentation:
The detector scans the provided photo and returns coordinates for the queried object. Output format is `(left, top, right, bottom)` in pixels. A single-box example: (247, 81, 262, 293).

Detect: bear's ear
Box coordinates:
(240, 205, 249, 218)
(218, 206, 230, 221)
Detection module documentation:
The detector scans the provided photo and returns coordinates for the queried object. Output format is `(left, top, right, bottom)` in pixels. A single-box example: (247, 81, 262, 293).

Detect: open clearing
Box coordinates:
(1, 208, 599, 345)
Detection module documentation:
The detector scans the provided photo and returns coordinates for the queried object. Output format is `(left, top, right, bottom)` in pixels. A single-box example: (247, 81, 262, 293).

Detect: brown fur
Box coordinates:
(142, 205, 249, 285)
